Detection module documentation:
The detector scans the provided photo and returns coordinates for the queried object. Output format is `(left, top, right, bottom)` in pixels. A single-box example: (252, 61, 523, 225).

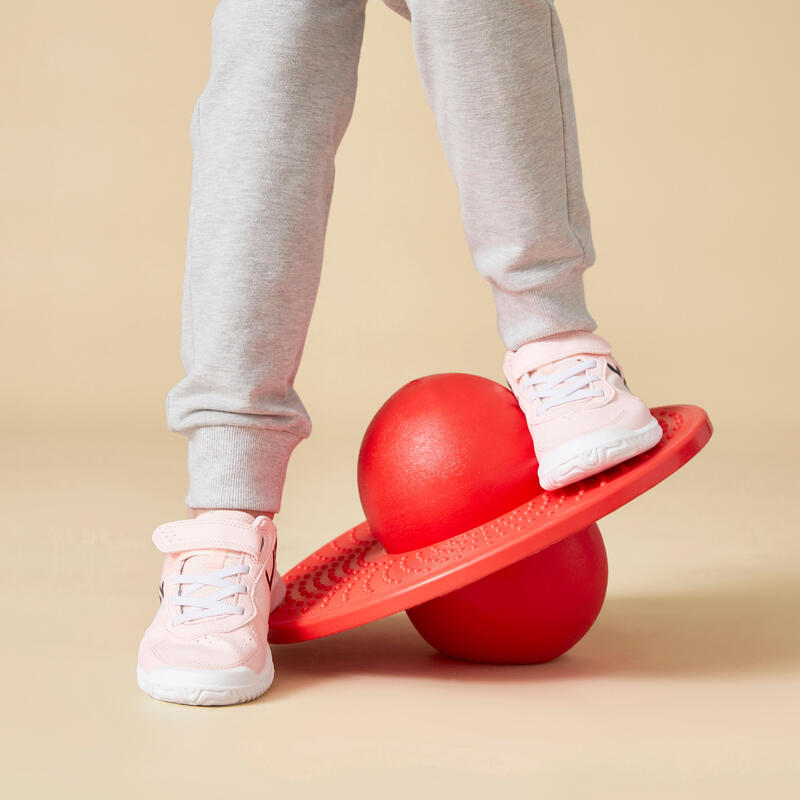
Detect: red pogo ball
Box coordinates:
(357, 373, 608, 664)
(358, 373, 541, 553)
(407, 524, 607, 664)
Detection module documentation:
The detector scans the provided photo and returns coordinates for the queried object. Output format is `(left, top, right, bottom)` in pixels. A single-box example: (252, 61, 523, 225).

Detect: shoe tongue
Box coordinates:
(182, 548, 239, 574)
(530, 355, 599, 416)
(179, 511, 256, 606)
(534, 355, 586, 377)
(178, 550, 244, 608)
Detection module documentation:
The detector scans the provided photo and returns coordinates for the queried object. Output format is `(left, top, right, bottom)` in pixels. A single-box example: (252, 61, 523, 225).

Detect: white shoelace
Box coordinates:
(521, 357, 604, 416)
(170, 565, 250, 626)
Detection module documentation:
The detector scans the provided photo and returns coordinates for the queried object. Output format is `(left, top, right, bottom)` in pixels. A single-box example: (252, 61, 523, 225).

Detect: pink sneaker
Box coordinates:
(503, 332, 663, 491)
(137, 511, 285, 706)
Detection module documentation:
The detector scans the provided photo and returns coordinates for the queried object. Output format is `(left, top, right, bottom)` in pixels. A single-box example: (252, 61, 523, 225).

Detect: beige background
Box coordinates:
(1, 0, 798, 797)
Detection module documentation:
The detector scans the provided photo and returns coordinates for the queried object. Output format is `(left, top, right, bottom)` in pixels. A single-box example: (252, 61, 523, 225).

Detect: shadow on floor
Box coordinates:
(266, 575, 800, 700)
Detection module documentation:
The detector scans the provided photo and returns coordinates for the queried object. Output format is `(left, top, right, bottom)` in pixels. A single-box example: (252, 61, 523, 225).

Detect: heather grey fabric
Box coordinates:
(167, 0, 596, 511)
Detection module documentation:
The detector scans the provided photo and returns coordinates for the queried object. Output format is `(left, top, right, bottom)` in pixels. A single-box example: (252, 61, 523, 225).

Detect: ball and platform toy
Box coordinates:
(268, 373, 712, 664)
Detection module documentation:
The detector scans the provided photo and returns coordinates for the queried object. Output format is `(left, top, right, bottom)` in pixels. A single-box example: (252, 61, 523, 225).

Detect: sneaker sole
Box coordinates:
(136, 659, 275, 706)
(537, 417, 663, 491)
(137, 574, 287, 706)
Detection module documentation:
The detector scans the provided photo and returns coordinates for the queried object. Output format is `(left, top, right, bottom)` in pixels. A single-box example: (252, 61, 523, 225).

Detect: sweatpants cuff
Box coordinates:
(184, 426, 303, 513)
(493, 267, 597, 352)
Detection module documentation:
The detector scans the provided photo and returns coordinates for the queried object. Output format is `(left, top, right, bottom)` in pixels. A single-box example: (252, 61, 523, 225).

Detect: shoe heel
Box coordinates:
(270, 572, 287, 612)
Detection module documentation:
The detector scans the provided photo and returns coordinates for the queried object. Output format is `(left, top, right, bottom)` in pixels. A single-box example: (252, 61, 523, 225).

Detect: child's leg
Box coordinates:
(166, 0, 368, 513)
(397, 0, 661, 490)
(138, 0, 368, 708)
(399, 0, 596, 350)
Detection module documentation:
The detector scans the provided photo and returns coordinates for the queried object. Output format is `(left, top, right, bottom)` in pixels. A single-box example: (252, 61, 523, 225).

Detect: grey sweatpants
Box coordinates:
(167, 0, 597, 512)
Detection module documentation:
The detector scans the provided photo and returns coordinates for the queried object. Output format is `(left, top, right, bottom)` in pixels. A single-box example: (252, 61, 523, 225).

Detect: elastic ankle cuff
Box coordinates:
(184, 426, 302, 513)
(493, 268, 596, 351)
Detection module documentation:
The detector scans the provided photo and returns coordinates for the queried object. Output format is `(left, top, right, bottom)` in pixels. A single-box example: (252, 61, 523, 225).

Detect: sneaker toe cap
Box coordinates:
(533, 396, 654, 455)
(139, 624, 268, 673)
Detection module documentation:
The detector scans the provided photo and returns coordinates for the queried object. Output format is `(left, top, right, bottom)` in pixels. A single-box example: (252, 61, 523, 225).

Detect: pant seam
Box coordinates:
(548, 4, 588, 271)
(189, 424, 306, 439)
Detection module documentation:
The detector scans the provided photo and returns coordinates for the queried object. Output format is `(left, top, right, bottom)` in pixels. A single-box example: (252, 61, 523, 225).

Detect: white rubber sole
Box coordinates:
(137, 573, 287, 707)
(537, 416, 663, 491)
(137, 659, 275, 706)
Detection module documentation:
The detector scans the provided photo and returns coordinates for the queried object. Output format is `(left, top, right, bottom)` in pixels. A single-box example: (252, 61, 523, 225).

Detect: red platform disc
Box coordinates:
(269, 405, 712, 644)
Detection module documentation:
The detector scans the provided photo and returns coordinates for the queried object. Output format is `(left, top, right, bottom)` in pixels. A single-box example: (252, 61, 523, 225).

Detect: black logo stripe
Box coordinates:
(265, 544, 276, 591)
(607, 362, 629, 388)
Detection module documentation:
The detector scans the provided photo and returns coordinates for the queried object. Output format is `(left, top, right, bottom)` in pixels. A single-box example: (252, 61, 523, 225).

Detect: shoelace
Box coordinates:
(170, 565, 250, 626)
(521, 357, 604, 416)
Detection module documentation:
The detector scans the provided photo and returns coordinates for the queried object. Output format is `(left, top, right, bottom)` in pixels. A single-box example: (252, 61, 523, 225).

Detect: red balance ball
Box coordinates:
(408, 524, 607, 663)
(357, 373, 608, 664)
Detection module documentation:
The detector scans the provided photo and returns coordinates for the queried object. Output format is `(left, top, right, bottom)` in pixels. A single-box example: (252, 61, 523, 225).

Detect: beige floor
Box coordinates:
(2, 420, 797, 798)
